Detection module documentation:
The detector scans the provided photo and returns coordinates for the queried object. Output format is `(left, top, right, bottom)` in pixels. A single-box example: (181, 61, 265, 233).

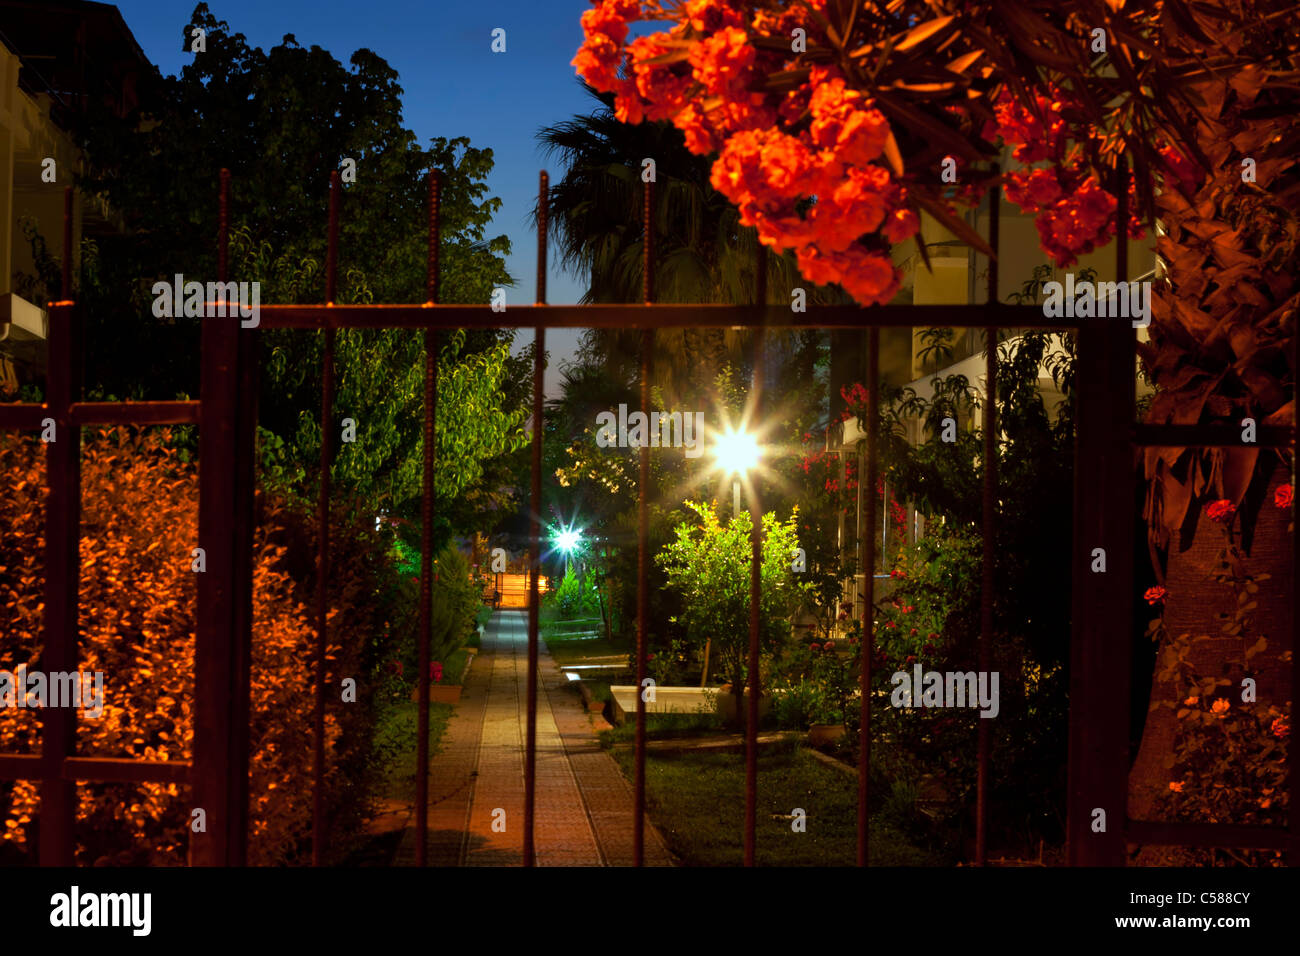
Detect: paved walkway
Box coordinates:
(395, 610, 673, 866)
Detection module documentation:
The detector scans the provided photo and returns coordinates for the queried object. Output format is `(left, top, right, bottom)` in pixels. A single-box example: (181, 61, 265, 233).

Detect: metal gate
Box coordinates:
(0, 165, 1295, 866)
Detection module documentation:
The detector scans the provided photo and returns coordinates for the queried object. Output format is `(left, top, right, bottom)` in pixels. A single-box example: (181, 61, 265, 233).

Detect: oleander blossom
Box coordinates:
(1204, 499, 1236, 523)
(1275, 483, 1294, 509)
(1144, 585, 1167, 607)
(571, 0, 910, 306)
(985, 88, 1145, 267)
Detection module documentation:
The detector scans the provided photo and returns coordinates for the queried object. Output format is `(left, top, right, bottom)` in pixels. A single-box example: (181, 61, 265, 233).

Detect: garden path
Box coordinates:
(396, 610, 673, 866)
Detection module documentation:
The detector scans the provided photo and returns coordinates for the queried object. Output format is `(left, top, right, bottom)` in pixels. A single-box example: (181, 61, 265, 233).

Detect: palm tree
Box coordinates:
(535, 83, 845, 404)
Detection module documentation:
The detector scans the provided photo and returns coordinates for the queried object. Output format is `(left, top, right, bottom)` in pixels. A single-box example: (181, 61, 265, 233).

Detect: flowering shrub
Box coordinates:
(982, 88, 1146, 267)
(1150, 550, 1290, 864)
(573, 0, 946, 305)
(0, 429, 412, 865)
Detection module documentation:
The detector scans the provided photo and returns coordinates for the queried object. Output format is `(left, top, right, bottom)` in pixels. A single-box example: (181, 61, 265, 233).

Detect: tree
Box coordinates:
(73, 3, 530, 537)
(537, 83, 844, 404)
(657, 501, 806, 722)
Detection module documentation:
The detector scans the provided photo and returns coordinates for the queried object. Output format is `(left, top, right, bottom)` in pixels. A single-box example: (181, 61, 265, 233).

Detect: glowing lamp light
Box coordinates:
(714, 427, 760, 476)
(555, 527, 583, 554)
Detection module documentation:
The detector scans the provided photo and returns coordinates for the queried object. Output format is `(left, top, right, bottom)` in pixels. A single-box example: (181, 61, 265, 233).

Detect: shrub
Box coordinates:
(0, 428, 401, 865)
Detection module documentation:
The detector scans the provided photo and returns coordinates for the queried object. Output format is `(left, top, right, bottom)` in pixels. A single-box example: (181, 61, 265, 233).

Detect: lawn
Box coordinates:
(609, 741, 952, 867)
(540, 606, 628, 669)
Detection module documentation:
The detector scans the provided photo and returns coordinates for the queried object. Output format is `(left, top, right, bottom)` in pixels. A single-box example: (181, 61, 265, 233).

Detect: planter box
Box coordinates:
(410, 684, 462, 704)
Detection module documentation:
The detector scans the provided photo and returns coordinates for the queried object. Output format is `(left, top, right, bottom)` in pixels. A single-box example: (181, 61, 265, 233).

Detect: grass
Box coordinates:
(540, 609, 628, 670)
(441, 647, 471, 685)
(370, 699, 456, 804)
(609, 741, 952, 866)
(599, 711, 723, 747)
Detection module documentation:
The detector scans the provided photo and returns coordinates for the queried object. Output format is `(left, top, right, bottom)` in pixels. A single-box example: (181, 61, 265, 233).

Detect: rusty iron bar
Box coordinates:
(0, 754, 192, 785)
(312, 170, 341, 866)
(1065, 163, 1136, 865)
(742, 238, 768, 865)
(192, 168, 249, 864)
(1291, 293, 1299, 867)
(62, 185, 72, 298)
(1128, 819, 1291, 850)
(743, 322, 766, 866)
(975, 177, 1001, 866)
(37, 185, 80, 866)
(856, 327, 880, 867)
(633, 174, 655, 867)
(524, 170, 549, 867)
(231, 176, 259, 867)
(415, 170, 441, 867)
(253, 302, 1064, 331)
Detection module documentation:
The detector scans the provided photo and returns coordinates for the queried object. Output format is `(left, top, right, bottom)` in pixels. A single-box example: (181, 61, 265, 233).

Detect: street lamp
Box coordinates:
(713, 426, 761, 517)
(551, 523, 583, 575)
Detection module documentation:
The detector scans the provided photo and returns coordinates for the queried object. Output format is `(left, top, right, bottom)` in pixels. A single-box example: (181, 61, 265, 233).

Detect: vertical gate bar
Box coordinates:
(1066, 163, 1132, 865)
(193, 169, 239, 865)
(1291, 313, 1299, 866)
(634, 175, 655, 867)
(312, 170, 341, 866)
(38, 186, 79, 865)
(743, 322, 765, 866)
(856, 327, 880, 867)
(524, 170, 549, 868)
(229, 171, 257, 866)
(976, 178, 1000, 866)
(61, 186, 72, 298)
(1108, 162, 1134, 859)
(415, 170, 440, 867)
(743, 239, 767, 865)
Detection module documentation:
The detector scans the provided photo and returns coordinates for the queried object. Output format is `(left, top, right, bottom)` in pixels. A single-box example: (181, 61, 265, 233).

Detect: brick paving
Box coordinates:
(397, 609, 673, 866)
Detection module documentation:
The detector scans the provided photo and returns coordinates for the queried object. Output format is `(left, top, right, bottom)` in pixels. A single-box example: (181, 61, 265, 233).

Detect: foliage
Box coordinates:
(552, 565, 593, 618)
(73, 3, 530, 536)
(0, 430, 386, 864)
(1152, 539, 1291, 866)
(656, 500, 806, 691)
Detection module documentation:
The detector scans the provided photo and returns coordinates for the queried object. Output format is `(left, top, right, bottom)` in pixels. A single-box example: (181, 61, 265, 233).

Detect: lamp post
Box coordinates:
(713, 426, 761, 518)
(554, 525, 582, 575)
(705, 425, 762, 689)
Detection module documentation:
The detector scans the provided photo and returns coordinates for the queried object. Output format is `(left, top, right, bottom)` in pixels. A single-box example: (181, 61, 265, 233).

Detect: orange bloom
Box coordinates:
(688, 26, 754, 96)
(1211, 698, 1230, 717)
(1169, 781, 1184, 793)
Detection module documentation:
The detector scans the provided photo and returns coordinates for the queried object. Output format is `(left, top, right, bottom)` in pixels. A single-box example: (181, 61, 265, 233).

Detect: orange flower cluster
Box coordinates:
(985, 89, 1146, 267)
(571, 0, 912, 306)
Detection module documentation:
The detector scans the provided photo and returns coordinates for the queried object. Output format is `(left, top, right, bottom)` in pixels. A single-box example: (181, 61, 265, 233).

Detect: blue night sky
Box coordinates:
(113, 0, 609, 391)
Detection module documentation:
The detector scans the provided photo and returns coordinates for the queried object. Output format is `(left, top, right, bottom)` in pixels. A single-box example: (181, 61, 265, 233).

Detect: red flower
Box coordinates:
(1205, 499, 1236, 523)
(889, 568, 906, 579)
(1273, 716, 1290, 739)
(810, 643, 821, 652)
(430, 662, 443, 683)
(1275, 484, 1294, 509)
(824, 640, 835, 651)
(905, 654, 916, 664)
(1144, 585, 1167, 607)
(909, 628, 918, 636)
